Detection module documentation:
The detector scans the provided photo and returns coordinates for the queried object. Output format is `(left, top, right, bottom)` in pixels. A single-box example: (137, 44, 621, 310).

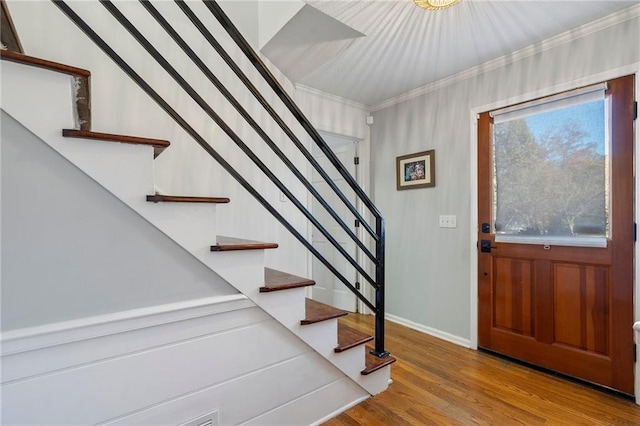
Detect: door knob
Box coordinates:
(480, 240, 497, 253)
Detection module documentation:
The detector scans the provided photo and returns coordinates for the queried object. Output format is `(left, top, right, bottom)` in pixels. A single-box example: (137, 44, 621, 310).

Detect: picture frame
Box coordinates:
(396, 149, 435, 190)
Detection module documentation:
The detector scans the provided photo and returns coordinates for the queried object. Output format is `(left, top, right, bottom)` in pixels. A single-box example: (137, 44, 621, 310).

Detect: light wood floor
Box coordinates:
(323, 314, 640, 425)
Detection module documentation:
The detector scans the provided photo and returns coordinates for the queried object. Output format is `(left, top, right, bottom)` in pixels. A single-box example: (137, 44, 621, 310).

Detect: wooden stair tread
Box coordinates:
(0, 49, 90, 77)
(146, 194, 230, 204)
(260, 268, 315, 293)
(210, 236, 278, 252)
(335, 321, 374, 353)
(362, 347, 396, 375)
(301, 298, 348, 325)
(62, 129, 170, 158)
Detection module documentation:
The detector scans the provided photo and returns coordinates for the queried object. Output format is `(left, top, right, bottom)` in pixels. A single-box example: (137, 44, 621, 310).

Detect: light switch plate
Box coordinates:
(439, 215, 457, 228)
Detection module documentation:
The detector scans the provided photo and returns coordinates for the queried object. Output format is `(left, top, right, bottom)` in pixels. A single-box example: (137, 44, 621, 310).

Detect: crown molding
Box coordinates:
(295, 83, 369, 111)
(371, 2, 640, 112)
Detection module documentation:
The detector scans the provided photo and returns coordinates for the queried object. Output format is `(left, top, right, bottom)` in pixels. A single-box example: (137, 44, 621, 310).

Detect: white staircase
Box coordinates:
(1, 51, 393, 423)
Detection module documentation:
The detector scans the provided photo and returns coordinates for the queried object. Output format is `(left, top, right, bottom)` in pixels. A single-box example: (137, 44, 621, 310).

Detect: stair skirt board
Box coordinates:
(1, 296, 368, 425)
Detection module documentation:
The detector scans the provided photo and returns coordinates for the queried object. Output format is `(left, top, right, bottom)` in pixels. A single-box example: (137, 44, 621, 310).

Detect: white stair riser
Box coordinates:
(297, 319, 340, 357)
(332, 346, 366, 377)
(140, 202, 218, 254)
(2, 62, 75, 138)
(56, 138, 155, 201)
(356, 366, 392, 396)
(257, 288, 307, 330)
(203, 251, 265, 296)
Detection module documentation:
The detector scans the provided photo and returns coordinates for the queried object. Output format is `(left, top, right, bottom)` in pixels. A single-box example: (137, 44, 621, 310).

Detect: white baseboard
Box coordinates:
(385, 313, 471, 348)
(310, 394, 369, 426)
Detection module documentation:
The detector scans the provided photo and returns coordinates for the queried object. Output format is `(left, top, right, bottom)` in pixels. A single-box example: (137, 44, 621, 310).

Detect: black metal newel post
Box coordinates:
(373, 216, 389, 357)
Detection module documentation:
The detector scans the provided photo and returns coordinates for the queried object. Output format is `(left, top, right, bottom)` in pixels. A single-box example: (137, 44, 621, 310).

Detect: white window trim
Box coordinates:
(494, 234, 607, 248)
(490, 82, 607, 123)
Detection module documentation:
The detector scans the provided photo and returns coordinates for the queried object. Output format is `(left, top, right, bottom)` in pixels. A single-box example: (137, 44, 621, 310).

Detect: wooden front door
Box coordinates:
(478, 75, 635, 395)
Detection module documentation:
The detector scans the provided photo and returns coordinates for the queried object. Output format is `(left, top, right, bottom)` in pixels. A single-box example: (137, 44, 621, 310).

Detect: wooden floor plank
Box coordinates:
(322, 314, 640, 425)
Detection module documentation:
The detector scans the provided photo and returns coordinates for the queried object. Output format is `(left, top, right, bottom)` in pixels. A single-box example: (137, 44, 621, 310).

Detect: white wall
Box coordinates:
(6, 0, 313, 279)
(258, 1, 305, 49)
(219, 0, 260, 48)
(1, 112, 238, 331)
(370, 10, 640, 343)
(295, 85, 370, 141)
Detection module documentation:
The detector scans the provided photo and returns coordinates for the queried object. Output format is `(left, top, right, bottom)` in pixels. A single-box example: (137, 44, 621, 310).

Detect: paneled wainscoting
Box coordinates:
(1, 296, 366, 425)
(324, 315, 640, 425)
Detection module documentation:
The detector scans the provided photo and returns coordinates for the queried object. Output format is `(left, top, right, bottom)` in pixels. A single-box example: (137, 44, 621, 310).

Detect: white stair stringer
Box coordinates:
(1, 58, 391, 396)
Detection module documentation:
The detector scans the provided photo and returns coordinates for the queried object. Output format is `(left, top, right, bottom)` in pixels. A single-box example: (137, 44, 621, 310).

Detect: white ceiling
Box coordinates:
(260, 0, 637, 107)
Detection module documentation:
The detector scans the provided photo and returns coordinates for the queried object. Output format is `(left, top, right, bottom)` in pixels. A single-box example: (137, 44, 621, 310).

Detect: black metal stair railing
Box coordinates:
(52, 0, 389, 358)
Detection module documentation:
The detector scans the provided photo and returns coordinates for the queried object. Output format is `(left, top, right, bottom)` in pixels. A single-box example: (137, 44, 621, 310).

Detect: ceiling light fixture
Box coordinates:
(413, 0, 462, 10)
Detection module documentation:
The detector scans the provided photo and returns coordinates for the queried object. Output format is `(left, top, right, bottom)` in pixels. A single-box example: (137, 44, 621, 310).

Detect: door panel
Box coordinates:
(493, 257, 534, 336)
(311, 139, 358, 312)
(553, 263, 609, 355)
(478, 75, 634, 395)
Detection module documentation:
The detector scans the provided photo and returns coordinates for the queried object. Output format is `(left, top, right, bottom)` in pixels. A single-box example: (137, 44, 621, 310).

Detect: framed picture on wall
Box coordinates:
(396, 149, 435, 190)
